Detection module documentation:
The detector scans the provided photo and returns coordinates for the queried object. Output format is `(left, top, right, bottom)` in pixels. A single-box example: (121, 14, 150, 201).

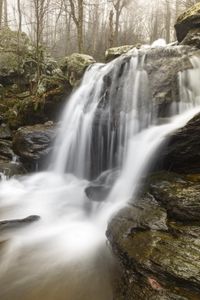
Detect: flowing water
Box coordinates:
(0, 48, 200, 300)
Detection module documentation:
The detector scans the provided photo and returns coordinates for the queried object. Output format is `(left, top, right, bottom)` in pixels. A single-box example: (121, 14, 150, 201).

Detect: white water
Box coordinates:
(0, 50, 200, 300)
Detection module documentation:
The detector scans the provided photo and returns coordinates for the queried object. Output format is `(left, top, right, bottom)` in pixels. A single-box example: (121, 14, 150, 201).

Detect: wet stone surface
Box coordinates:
(107, 172, 200, 299)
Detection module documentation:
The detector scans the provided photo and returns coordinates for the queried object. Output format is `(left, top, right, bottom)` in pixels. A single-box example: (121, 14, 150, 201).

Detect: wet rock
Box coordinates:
(149, 172, 200, 222)
(181, 28, 200, 48)
(85, 185, 110, 202)
(175, 3, 200, 43)
(162, 113, 200, 173)
(0, 162, 27, 179)
(0, 215, 40, 231)
(37, 75, 72, 121)
(105, 45, 134, 62)
(0, 139, 14, 161)
(12, 123, 56, 169)
(85, 169, 120, 201)
(144, 46, 198, 118)
(0, 124, 11, 139)
(107, 173, 200, 299)
(60, 53, 95, 86)
(107, 193, 168, 241)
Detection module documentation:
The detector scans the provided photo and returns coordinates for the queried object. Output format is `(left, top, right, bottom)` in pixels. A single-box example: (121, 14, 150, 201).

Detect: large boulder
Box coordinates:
(59, 53, 95, 86)
(175, 3, 200, 43)
(107, 172, 200, 299)
(12, 122, 56, 170)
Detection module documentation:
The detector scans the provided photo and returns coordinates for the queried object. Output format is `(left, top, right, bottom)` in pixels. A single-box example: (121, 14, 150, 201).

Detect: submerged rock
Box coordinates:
(0, 215, 40, 231)
(0, 162, 26, 179)
(85, 169, 120, 201)
(175, 3, 200, 43)
(85, 185, 110, 202)
(12, 123, 56, 170)
(107, 172, 200, 299)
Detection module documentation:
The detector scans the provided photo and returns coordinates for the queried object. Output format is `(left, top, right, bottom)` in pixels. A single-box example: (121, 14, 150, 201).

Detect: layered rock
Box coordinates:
(107, 172, 200, 299)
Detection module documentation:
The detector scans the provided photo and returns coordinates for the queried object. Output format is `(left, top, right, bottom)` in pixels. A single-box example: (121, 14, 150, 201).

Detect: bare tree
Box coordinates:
(32, 0, 50, 80)
(0, 0, 3, 29)
(4, 0, 7, 27)
(68, 0, 84, 53)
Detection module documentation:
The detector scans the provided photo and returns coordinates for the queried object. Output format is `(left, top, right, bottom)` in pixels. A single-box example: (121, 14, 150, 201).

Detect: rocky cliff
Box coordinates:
(106, 4, 200, 300)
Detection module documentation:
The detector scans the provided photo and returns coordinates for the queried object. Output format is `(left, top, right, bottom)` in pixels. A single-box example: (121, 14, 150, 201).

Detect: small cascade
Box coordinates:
(0, 47, 200, 299)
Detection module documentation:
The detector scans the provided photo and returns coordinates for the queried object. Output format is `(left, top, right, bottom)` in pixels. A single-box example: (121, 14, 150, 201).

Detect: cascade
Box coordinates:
(0, 48, 200, 299)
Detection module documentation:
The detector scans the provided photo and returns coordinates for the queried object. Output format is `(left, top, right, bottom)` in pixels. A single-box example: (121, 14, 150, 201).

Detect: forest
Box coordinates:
(1, 0, 200, 59)
(0, 0, 200, 300)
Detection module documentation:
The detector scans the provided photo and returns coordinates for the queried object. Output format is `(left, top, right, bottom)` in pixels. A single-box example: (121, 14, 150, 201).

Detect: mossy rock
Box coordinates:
(149, 172, 200, 222)
(60, 53, 95, 86)
(175, 3, 200, 43)
(0, 28, 36, 88)
(105, 45, 135, 62)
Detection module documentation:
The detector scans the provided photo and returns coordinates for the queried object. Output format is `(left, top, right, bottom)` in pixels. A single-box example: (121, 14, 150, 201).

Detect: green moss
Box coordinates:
(60, 53, 95, 86)
(177, 3, 200, 23)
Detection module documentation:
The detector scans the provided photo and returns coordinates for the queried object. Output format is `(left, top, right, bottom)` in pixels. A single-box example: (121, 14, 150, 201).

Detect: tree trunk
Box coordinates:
(77, 0, 84, 53)
(114, 2, 120, 46)
(17, 0, 22, 32)
(150, 11, 159, 43)
(109, 10, 114, 48)
(165, 0, 171, 43)
(0, 0, 3, 29)
(4, 0, 7, 27)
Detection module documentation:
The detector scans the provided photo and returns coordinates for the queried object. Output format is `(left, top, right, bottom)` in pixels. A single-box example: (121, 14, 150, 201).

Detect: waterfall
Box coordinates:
(0, 49, 200, 300)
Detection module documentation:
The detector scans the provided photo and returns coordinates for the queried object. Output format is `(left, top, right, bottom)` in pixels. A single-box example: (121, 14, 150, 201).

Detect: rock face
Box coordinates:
(12, 123, 56, 170)
(162, 113, 200, 173)
(60, 53, 95, 86)
(107, 172, 200, 299)
(144, 46, 199, 118)
(175, 3, 200, 43)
